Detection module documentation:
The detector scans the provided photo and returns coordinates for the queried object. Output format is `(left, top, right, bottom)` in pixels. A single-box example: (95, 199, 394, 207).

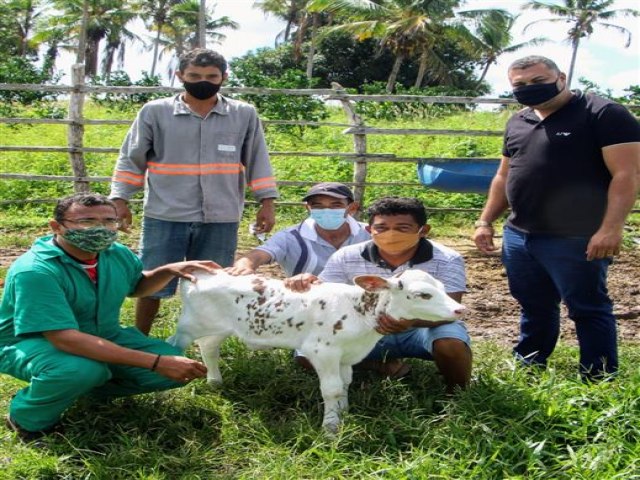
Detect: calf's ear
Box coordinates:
(353, 275, 390, 292)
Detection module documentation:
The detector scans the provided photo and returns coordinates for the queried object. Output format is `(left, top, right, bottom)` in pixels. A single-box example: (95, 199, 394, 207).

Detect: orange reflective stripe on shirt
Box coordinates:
(249, 176, 277, 191)
(147, 162, 244, 175)
(113, 170, 144, 186)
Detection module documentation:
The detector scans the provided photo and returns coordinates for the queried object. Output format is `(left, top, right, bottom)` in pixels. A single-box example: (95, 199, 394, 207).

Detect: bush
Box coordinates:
(355, 82, 480, 121)
(89, 71, 165, 112)
(230, 50, 328, 136)
(0, 56, 60, 117)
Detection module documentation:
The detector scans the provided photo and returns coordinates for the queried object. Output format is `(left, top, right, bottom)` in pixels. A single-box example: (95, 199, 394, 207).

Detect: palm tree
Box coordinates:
(44, 0, 138, 77)
(101, 15, 142, 76)
(151, 0, 238, 84)
(304, 0, 381, 79)
(253, 0, 308, 46)
(523, 0, 639, 87)
(138, 0, 189, 77)
(459, 9, 547, 88)
(322, 0, 460, 92)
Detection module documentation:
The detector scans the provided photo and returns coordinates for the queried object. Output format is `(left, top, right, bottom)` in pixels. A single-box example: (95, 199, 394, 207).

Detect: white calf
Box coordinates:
(168, 269, 464, 433)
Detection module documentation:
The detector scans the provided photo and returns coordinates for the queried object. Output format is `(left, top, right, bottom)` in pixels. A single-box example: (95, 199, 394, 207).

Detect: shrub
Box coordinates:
(0, 56, 60, 117)
(89, 71, 166, 113)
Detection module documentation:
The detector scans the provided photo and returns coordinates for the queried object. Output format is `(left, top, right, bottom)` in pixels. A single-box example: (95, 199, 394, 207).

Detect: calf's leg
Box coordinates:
(195, 335, 227, 385)
(312, 355, 348, 434)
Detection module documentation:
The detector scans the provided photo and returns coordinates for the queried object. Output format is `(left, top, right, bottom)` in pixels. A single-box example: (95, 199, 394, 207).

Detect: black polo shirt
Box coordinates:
(503, 91, 640, 236)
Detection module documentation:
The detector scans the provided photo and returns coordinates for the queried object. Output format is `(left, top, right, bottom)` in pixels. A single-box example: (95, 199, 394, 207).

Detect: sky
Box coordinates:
(58, 0, 640, 96)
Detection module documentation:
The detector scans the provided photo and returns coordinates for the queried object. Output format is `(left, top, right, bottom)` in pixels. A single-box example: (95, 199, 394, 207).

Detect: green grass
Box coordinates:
(2, 104, 640, 478)
(0, 103, 503, 210)
(3, 331, 640, 479)
(1, 221, 640, 478)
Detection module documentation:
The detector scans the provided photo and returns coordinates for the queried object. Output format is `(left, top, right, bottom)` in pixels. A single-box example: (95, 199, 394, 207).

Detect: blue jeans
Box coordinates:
(139, 217, 239, 298)
(502, 226, 617, 377)
(365, 321, 470, 361)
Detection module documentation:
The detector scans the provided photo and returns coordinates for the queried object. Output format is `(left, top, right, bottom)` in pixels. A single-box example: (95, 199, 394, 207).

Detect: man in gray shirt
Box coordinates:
(110, 49, 278, 335)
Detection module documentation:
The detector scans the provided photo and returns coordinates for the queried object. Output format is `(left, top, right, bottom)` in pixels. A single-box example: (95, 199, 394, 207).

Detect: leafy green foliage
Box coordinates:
(89, 70, 166, 112)
(0, 56, 60, 117)
(313, 32, 398, 88)
(230, 49, 328, 136)
(354, 81, 481, 120)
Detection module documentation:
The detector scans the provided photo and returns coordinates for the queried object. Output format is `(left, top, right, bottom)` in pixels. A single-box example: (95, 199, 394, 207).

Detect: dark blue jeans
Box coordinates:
(139, 217, 239, 298)
(502, 226, 617, 378)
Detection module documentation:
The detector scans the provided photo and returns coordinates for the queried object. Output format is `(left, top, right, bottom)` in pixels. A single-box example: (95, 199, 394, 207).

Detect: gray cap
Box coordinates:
(302, 182, 354, 202)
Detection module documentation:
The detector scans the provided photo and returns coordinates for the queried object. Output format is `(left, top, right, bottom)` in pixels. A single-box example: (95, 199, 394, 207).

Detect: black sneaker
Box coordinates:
(5, 416, 63, 443)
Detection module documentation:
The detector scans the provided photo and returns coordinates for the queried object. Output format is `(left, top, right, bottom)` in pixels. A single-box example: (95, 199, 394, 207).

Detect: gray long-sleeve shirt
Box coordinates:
(110, 94, 278, 223)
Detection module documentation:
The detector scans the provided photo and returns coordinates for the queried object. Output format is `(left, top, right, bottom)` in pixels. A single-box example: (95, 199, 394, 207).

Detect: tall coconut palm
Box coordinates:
(101, 15, 142, 76)
(138, 0, 188, 77)
(45, 0, 138, 76)
(253, 0, 308, 45)
(459, 9, 547, 88)
(304, 0, 381, 79)
(523, 0, 639, 87)
(322, 0, 460, 92)
(151, 0, 238, 84)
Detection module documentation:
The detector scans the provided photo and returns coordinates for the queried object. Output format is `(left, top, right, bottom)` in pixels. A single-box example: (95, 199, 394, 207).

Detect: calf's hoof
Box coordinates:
(322, 421, 340, 437)
(206, 378, 223, 388)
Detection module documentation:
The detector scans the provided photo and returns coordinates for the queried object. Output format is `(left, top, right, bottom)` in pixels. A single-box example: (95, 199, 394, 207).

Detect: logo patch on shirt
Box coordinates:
(218, 144, 237, 152)
(556, 132, 571, 137)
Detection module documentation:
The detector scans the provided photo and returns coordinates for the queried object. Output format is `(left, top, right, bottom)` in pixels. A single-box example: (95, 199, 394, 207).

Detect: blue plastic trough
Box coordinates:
(417, 159, 500, 193)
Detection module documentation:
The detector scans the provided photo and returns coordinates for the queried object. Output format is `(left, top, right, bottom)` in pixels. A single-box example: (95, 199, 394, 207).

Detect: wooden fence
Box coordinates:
(1, 63, 638, 213)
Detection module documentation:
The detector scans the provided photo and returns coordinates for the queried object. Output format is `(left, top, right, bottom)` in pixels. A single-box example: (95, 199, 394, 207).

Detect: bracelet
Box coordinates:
(474, 220, 493, 228)
(150, 354, 162, 371)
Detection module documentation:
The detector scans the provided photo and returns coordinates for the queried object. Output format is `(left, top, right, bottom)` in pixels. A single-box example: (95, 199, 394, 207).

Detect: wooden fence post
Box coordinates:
(332, 82, 367, 218)
(68, 64, 89, 193)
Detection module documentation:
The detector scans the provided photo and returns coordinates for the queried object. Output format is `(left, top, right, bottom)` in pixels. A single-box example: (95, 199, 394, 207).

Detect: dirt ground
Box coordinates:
(1, 238, 638, 347)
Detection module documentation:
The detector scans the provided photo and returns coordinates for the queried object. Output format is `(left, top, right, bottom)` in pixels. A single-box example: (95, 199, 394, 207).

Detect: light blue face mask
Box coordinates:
(309, 208, 347, 231)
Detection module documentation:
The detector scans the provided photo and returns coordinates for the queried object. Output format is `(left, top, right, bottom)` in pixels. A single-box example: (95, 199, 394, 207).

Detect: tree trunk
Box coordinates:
(306, 13, 319, 80)
(19, 0, 34, 56)
(43, 42, 59, 75)
(76, 0, 89, 65)
(151, 26, 163, 77)
(84, 35, 100, 77)
(198, 0, 207, 48)
(567, 37, 580, 88)
(475, 60, 493, 88)
(102, 46, 115, 76)
(293, 14, 308, 63)
(386, 54, 403, 93)
(414, 51, 428, 88)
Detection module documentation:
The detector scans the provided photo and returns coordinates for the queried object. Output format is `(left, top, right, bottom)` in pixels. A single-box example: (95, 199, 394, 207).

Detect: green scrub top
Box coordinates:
(0, 235, 143, 345)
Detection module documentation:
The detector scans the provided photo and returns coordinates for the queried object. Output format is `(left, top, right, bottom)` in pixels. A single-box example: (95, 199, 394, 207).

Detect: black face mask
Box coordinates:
(183, 81, 221, 100)
(512, 80, 561, 106)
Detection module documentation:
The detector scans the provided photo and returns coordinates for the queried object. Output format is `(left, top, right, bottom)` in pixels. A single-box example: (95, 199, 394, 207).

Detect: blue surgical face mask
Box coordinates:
(309, 208, 347, 231)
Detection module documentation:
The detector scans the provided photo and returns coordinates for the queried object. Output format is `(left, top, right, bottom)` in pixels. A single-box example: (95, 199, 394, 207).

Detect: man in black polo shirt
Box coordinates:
(473, 55, 640, 379)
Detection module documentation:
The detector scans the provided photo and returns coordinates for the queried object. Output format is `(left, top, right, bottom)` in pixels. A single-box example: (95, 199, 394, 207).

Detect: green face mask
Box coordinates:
(62, 226, 118, 253)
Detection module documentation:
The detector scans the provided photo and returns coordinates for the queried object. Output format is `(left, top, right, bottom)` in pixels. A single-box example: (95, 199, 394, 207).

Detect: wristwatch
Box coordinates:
(474, 220, 493, 228)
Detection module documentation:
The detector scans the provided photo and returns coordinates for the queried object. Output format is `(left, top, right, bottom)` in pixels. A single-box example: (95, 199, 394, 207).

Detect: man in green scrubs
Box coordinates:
(0, 193, 217, 442)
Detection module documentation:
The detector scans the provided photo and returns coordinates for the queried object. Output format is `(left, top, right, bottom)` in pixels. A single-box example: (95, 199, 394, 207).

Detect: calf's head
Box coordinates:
(353, 269, 465, 323)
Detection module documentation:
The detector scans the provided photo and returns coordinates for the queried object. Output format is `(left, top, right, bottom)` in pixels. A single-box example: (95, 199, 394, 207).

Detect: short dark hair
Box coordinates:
(508, 55, 560, 74)
(178, 49, 227, 74)
(54, 193, 116, 222)
(366, 197, 428, 226)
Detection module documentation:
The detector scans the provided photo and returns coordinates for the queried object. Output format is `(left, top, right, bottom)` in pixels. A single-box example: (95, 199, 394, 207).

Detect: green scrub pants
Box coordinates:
(0, 327, 183, 432)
